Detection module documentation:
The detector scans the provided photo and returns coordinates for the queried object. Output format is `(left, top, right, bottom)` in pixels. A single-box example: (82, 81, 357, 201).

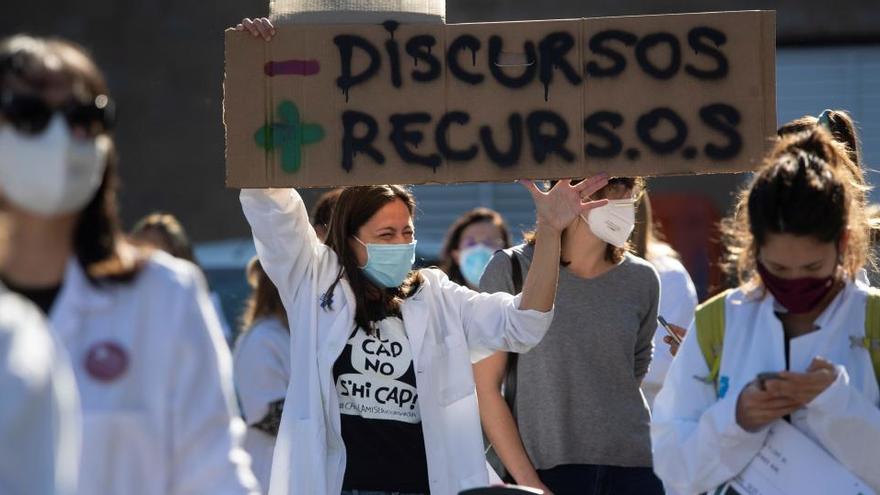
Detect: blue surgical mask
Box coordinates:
(459, 244, 495, 287)
(355, 237, 417, 288)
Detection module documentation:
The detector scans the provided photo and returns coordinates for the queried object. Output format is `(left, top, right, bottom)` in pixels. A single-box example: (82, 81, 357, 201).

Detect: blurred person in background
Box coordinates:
(633, 191, 698, 408)
(439, 207, 511, 289)
(234, 257, 290, 494)
(0, 34, 258, 494)
(129, 211, 197, 261)
(130, 211, 233, 341)
(0, 213, 80, 495)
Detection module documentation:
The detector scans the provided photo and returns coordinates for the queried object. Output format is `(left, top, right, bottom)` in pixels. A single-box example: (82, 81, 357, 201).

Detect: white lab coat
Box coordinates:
(49, 253, 260, 495)
(0, 286, 79, 495)
(234, 317, 291, 494)
(240, 188, 554, 495)
(642, 254, 698, 407)
(651, 280, 880, 494)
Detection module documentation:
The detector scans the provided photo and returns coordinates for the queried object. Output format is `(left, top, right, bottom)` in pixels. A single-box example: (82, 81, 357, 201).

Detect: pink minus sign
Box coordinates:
(265, 60, 320, 77)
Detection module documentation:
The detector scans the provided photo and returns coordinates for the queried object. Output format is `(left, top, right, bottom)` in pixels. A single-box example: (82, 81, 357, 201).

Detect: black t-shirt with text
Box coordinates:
(332, 317, 430, 493)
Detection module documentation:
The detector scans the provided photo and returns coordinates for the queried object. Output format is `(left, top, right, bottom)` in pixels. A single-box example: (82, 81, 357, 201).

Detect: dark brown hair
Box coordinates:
(723, 127, 871, 285)
(311, 188, 343, 238)
(439, 208, 511, 286)
(324, 185, 422, 334)
(525, 177, 645, 265)
(0, 35, 141, 284)
(130, 212, 196, 264)
(778, 110, 862, 177)
(240, 256, 288, 331)
(777, 110, 877, 234)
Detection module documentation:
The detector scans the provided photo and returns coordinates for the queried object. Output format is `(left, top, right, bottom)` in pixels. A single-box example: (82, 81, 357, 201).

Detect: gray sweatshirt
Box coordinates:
(480, 243, 660, 469)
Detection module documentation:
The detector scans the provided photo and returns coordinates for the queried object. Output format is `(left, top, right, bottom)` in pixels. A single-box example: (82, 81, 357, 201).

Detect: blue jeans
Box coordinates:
(537, 464, 665, 495)
(341, 491, 425, 495)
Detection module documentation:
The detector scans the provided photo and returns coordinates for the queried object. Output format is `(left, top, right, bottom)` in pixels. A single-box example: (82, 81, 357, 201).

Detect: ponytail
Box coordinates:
(723, 127, 872, 285)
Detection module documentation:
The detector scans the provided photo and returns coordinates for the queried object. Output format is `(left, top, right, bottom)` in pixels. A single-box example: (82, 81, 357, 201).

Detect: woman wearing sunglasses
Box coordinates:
(0, 35, 259, 495)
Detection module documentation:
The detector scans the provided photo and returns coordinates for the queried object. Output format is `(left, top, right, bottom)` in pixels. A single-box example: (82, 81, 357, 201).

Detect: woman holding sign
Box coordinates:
(651, 128, 880, 493)
(240, 175, 607, 495)
(239, 21, 609, 494)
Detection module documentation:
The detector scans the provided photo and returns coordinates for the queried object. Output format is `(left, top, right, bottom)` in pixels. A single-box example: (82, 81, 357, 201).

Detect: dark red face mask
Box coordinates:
(757, 262, 835, 314)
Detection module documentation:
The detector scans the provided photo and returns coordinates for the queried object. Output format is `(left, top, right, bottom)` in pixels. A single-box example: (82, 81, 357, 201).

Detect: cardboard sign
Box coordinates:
(224, 10, 776, 188)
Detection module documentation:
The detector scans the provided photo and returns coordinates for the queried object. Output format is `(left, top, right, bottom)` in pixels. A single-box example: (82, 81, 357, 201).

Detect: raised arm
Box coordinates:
(240, 188, 323, 310)
(517, 175, 608, 312)
(440, 176, 610, 356)
(473, 255, 553, 493)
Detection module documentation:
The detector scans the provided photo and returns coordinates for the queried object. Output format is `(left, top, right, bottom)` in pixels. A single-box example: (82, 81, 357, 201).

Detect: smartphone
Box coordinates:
(757, 371, 783, 390)
(657, 315, 682, 344)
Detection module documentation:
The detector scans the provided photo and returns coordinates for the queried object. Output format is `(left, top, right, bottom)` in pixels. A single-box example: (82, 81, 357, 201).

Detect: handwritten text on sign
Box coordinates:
(224, 10, 776, 187)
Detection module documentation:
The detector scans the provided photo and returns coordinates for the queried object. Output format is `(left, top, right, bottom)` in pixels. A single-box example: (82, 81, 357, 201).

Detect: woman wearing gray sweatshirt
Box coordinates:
(475, 177, 662, 495)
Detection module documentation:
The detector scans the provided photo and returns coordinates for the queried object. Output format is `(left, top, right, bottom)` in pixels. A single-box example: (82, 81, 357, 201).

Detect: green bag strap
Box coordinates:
(863, 289, 880, 385)
(694, 289, 732, 394)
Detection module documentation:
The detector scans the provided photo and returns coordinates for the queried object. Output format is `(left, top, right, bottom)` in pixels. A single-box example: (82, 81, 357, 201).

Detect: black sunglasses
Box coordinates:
(0, 90, 115, 135)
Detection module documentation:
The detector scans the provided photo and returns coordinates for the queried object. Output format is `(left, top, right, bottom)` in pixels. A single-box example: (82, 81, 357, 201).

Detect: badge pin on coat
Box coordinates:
(85, 341, 129, 382)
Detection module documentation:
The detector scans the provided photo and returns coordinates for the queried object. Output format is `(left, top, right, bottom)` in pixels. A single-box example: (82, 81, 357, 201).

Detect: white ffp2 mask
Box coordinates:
(0, 115, 109, 216)
(581, 199, 636, 248)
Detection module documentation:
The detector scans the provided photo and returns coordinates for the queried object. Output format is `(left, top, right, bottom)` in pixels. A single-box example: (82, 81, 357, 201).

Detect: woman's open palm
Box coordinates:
(520, 174, 609, 233)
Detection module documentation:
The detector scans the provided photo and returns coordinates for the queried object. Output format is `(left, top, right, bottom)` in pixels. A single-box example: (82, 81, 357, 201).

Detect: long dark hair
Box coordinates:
(439, 208, 511, 286)
(0, 35, 141, 284)
(324, 185, 422, 334)
(723, 127, 871, 285)
(240, 257, 288, 331)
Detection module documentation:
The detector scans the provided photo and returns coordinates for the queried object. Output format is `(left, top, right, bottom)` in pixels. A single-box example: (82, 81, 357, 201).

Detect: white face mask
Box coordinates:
(581, 199, 636, 248)
(0, 115, 109, 217)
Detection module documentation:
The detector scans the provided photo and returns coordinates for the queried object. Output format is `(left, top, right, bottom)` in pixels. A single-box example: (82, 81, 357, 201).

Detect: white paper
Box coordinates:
(713, 421, 875, 495)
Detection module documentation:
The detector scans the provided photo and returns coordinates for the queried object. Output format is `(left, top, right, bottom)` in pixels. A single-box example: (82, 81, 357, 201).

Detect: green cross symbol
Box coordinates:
(254, 101, 324, 173)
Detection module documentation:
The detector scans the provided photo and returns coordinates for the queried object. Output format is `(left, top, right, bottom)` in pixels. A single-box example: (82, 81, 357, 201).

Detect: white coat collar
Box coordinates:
(49, 258, 115, 339)
(401, 283, 428, 359)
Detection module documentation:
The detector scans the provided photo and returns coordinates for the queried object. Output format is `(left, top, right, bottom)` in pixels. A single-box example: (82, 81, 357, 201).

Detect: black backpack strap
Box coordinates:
(504, 250, 521, 414)
(509, 249, 523, 294)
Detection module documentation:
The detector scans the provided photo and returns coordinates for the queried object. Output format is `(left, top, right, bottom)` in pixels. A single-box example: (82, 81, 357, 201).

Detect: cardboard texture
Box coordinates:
(224, 10, 776, 188)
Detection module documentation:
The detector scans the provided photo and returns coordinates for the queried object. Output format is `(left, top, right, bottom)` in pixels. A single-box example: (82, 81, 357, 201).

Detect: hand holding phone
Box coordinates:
(757, 371, 782, 391)
(657, 315, 682, 345)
